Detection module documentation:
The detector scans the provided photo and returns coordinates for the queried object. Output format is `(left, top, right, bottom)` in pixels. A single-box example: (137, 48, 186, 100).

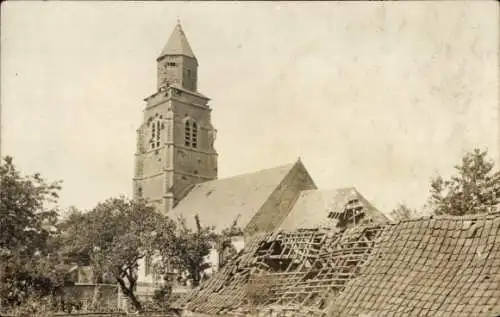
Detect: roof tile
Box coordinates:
(160, 23, 196, 59)
(169, 162, 297, 232)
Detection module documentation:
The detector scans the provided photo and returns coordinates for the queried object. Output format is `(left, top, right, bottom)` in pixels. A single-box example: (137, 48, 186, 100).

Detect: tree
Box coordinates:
(160, 216, 244, 288)
(57, 207, 92, 267)
(165, 215, 217, 288)
(60, 197, 175, 312)
(0, 156, 65, 308)
(216, 219, 244, 269)
(429, 148, 500, 216)
(389, 204, 418, 222)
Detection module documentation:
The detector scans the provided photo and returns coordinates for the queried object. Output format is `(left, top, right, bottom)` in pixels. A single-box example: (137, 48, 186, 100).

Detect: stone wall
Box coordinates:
(60, 284, 120, 312)
(245, 160, 317, 237)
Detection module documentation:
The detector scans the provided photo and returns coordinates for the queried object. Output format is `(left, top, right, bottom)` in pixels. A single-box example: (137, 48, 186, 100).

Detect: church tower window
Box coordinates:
(184, 121, 191, 146)
(151, 120, 161, 149)
(134, 22, 218, 218)
(184, 120, 198, 148)
(192, 122, 198, 148)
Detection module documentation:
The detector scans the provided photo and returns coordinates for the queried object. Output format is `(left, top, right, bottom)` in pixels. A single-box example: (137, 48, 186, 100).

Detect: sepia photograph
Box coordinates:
(1, 1, 499, 317)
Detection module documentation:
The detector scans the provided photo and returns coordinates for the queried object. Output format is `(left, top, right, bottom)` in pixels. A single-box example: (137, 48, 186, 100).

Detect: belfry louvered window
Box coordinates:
(184, 121, 191, 146)
(150, 120, 161, 149)
(184, 120, 198, 148)
(192, 122, 198, 148)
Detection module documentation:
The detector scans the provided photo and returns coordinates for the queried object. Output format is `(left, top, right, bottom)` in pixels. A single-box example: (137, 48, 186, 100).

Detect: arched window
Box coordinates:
(192, 122, 198, 148)
(184, 121, 191, 147)
(150, 119, 162, 149)
(184, 120, 198, 148)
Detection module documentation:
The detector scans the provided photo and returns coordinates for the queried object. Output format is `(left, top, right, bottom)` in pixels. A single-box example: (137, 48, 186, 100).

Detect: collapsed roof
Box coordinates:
(174, 211, 500, 317)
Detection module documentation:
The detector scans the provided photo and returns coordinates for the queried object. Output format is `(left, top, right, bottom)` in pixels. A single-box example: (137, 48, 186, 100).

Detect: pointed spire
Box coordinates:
(159, 21, 196, 60)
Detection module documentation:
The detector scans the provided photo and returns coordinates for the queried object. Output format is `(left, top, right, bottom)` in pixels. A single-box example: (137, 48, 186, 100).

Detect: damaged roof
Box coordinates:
(175, 211, 500, 317)
(328, 212, 500, 317)
(279, 187, 390, 230)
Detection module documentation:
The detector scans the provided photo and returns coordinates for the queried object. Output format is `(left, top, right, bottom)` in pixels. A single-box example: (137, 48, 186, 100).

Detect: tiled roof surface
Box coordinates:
(173, 225, 385, 315)
(169, 162, 297, 232)
(160, 23, 196, 59)
(175, 212, 500, 317)
(328, 212, 500, 317)
(279, 188, 390, 230)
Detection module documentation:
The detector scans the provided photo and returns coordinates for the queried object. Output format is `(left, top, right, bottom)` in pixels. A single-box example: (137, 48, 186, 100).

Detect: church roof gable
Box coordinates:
(279, 187, 390, 230)
(169, 161, 299, 232)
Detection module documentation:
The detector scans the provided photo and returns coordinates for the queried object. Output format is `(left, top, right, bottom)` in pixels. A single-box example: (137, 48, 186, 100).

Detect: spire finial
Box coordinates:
(177, 17, 181, 26)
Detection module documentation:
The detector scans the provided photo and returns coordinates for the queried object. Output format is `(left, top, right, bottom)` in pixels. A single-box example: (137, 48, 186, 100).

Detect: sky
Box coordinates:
(1, 1, 499, 215)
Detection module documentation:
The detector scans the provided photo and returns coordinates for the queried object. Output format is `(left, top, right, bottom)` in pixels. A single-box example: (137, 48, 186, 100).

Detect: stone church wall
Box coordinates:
(140, 149, 166, 177)
(245, 162, 317, 237)
(137, 174, 164, 202)
(172, 103, 212, 150)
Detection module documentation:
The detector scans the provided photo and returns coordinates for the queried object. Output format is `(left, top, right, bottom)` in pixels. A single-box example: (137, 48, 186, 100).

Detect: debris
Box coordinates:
(174, 211, 500, 317)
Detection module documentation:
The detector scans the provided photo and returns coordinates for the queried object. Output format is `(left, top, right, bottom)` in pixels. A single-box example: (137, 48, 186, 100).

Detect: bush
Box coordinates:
(7, 296, 54, 317)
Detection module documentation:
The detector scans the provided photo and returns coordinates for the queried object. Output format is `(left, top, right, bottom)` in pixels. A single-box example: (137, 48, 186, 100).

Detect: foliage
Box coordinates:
(217, 219, 244, 268)
(0, 156, 66, 308)
(428, 148, 500, 216)
(389, 204, 418, 222)
(5, 296, 54, 317)
(164, 215, 217, 288)
(162, 216, 243, 288)
(59, 197, 176, 312)
(57, 207, 92, 266)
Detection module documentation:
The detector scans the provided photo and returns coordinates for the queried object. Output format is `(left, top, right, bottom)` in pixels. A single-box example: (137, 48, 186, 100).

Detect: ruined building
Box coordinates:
(132, 22, 388, 299)
(129, 21, 500, 317)
(175, 211, 500, 317)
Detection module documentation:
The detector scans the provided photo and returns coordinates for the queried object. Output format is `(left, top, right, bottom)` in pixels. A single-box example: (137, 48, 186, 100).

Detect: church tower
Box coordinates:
(133, 22, 218, 214)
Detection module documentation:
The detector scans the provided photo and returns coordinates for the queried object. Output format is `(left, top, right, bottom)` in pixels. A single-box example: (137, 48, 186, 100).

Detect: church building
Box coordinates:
(133, 22, 218, 213)
(133, 22, 389, 299)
